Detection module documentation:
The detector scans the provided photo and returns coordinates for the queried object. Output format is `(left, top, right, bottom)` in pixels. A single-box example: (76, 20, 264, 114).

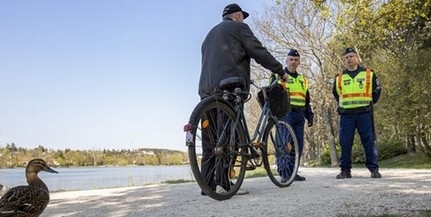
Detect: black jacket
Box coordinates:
(332, 66, 381, 114)
(199, 18, 285, 98)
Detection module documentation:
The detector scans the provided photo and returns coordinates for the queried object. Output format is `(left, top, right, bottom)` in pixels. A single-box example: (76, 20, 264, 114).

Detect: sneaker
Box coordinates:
(216, 185, 227, 194)
(336, 170, 352, 179)
(280, 176, 288, 183)
(371, 170, 382, 178)
(215, 185, 249, 195)
(200, 191, 207, 196)
(294, 174, 306, 181)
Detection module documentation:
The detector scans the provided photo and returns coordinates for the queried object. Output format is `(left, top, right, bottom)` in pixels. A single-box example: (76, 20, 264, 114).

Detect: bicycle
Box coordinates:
(184, 76, 299, 200)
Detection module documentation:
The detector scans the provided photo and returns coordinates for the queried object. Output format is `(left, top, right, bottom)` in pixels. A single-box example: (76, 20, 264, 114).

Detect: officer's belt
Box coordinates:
(290, 105, 306, 112)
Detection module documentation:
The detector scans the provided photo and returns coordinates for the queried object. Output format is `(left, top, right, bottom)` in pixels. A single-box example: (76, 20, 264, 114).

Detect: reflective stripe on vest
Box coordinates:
(336, 68, 372, 109)
(275, 74, 308, 107)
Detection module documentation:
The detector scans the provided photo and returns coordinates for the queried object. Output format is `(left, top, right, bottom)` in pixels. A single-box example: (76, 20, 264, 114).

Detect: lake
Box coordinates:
(0, 165, 194, 192)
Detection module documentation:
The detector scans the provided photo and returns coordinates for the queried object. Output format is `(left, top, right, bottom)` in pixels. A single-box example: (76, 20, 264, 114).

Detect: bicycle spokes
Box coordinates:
(187, 98, 247, 200)
(262, 121, 299, 187)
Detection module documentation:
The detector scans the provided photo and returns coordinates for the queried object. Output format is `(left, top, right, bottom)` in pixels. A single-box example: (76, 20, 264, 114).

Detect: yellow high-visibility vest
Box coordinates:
(336, 68, 372, 109)
(274, 74, 308, 107)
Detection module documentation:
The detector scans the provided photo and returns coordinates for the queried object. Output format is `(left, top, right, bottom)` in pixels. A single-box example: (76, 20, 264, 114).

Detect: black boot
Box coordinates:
(294, 174, 306, 181)
(336, 170, 352, 179)
(370, 170, 382, 178)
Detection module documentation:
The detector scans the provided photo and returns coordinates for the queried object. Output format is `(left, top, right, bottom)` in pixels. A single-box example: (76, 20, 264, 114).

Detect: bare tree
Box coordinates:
(245, 0, 342, 166)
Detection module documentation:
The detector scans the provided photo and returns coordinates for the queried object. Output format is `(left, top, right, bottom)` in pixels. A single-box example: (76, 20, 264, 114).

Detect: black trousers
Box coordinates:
(200, 99, 237, 191)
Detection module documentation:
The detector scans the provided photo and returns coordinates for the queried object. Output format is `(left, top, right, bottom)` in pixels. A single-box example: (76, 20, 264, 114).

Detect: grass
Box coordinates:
(339, 215, 400, 217)
(348, 151, 431, 169)
(245, 167, 268, 178)
(161, 179, 195, 184)
(379, 151, 431, 169)
(420, 210, 431, 217)
(161, 167, 270, 185)
(165, 152, 430, 185)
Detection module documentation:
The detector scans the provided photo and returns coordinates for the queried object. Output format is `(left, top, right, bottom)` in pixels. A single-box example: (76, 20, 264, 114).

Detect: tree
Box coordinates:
(248, 0, 431, 165)
(249, 0, 342, 165)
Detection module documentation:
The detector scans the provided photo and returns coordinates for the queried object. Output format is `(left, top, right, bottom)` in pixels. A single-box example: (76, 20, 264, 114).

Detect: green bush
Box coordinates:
(376, 139, 407, 160)
(319, 138, 407, 165)
(350, 139, 407, 163)
(319, 144, 339, 165)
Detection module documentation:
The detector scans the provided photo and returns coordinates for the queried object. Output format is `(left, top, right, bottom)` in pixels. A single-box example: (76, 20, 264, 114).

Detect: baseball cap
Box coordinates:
(222, 3, 249, 19)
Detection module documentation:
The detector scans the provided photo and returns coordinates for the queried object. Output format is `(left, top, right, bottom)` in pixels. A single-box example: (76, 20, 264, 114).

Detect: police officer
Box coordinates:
(332, 48, 382, 179)
(271, 49, 314, 182)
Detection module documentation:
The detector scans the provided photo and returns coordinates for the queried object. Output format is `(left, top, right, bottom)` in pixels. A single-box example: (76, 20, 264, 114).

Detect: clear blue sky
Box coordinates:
(0, 1, 270, 152)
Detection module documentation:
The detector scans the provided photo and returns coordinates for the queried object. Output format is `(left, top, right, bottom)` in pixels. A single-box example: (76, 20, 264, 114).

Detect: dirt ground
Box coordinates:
(42, 167, 431, 217)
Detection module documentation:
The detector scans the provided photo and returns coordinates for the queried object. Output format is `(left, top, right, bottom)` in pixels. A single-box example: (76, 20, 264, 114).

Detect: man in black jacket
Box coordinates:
(199, 3, 286, 98)
(198, 3, 286, 195)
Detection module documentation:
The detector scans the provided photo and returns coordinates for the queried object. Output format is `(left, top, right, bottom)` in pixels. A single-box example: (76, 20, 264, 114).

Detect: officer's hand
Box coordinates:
(307, 121, 313, 127)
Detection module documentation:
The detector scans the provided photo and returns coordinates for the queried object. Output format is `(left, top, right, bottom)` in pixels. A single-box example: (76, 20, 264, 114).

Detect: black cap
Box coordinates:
(344, 48, 357, 55)
(222, 3, 249, 19)
(288, 49, 300, 57)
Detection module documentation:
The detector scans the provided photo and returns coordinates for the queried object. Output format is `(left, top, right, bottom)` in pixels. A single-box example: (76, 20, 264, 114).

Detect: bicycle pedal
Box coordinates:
(252, 142, 262, 148)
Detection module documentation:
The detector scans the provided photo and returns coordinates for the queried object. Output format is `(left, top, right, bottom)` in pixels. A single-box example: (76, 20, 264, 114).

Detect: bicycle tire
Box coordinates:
(186, 96, 248, 200)
(262, 119, 299, 187)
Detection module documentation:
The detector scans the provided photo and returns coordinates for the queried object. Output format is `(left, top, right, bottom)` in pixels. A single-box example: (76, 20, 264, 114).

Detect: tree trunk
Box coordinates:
(420, 133, 431, 158)
(406, 134, 416, 153)
(305, 125, 317, 161)
(323, 110, 339, 167)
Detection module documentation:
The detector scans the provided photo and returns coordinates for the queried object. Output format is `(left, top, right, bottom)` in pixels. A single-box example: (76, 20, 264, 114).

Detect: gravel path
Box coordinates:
(42, 168, 431, 217)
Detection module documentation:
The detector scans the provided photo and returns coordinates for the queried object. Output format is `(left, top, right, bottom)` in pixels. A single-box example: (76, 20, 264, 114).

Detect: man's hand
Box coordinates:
(282, 73, 289, 82)
(307, 121, 313, 127)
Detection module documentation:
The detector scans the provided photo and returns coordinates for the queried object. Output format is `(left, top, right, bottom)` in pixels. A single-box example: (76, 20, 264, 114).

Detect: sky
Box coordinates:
(0, 0, 270, 152)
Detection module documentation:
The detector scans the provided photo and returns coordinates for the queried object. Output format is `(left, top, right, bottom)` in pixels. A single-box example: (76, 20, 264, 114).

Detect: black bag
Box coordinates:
(257, 84, 290, 116)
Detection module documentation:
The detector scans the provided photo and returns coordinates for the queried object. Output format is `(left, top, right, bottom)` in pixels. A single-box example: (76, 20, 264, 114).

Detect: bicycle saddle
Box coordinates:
(219, 77, 246, 91)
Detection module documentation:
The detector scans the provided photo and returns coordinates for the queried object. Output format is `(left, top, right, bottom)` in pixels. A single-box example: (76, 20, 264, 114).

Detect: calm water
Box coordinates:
(0, 165, 194, 192)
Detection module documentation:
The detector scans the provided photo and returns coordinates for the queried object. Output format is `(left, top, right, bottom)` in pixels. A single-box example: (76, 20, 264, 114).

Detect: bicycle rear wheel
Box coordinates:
(262, 119, 299, 187)
(185, 96, 248, 200)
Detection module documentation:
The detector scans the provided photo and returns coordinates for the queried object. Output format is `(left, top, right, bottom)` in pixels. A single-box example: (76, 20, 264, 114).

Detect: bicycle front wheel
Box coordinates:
(185, 97, 248, 200)
(262, 119, 299, 187)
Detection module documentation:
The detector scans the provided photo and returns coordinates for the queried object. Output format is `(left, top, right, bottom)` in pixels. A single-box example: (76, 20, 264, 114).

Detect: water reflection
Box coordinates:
(0, 165, 194, 192)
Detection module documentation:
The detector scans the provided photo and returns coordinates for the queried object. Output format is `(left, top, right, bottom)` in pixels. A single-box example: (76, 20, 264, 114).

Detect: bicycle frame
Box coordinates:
(222, 85, 278, 158)
(185, 78, 299, 200)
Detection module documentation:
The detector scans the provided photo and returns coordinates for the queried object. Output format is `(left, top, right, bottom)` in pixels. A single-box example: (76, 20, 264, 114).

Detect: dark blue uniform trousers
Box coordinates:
(284, 111, 305, 158)
(339, 111, 379, 172)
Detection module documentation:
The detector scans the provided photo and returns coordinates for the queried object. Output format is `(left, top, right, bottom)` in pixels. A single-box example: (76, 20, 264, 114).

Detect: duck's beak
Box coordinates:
(45, 167, 58, 174)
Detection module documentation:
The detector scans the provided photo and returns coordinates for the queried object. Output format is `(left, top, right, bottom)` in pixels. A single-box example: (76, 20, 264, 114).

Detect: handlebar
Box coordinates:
(250, 76, 287, 91)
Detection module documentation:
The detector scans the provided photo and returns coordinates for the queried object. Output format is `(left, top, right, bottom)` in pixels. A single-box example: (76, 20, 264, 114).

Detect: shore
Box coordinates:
(42, 167, 431, 217)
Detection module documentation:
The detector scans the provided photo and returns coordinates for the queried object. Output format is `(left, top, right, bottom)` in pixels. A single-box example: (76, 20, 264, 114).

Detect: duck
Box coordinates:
(0, 158, 58, 217)
(0, 184, 9, 198)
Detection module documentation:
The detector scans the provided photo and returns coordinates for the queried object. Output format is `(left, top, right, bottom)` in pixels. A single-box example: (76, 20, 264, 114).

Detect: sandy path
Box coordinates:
(42, 168, 431, 217)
